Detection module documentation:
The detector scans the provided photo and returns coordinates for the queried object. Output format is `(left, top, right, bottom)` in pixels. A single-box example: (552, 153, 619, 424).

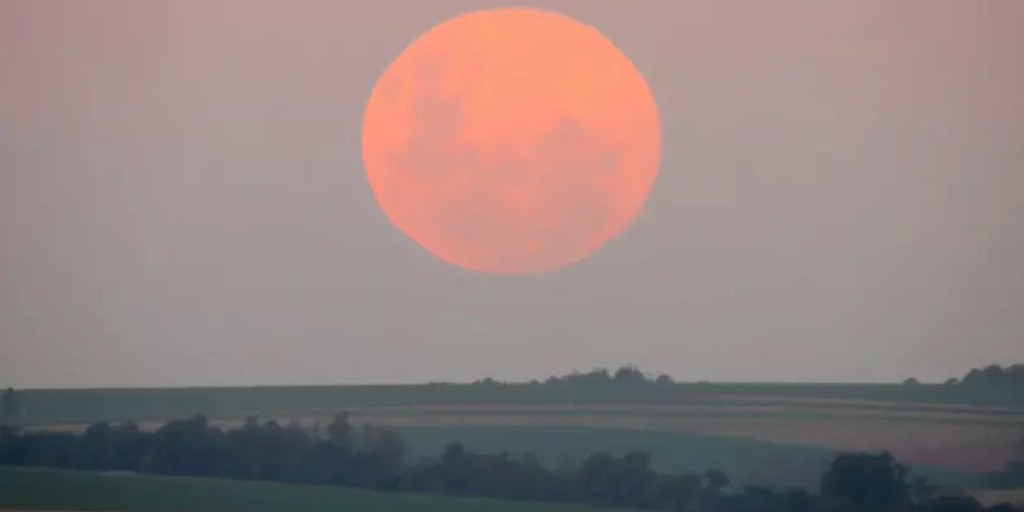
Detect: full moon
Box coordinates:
(362, 8, 660, 274)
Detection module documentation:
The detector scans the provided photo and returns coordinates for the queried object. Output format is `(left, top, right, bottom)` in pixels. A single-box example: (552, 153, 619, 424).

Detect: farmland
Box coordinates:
(0, 467, 612, 512)
(12, 382, 1024, 490)
(389, 425, 982, 490)
(14, 382, 1024, 427)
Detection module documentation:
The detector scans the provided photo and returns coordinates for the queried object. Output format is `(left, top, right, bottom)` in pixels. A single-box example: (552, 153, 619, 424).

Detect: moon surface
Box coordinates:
(362, 8, 660, 274)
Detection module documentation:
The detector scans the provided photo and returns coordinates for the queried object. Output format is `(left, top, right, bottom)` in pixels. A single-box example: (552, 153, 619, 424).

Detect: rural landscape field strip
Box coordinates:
(370, 414, 1017, 474)
(13, 383, 1022, 491)
(343, 396, 1024, 415)
(717, 395, 1024, 413)
(337, 403, 1024, 424)
(31, 399, 1024, 432)
(16, 382, 1024, 426)
(390, 423, 986, 489)
(0, 467, 618, 512)
(27, 400, 1022, 474)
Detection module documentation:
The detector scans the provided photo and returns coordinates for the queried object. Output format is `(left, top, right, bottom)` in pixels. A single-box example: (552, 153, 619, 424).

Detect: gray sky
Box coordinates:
(2, 1, 1023, 388)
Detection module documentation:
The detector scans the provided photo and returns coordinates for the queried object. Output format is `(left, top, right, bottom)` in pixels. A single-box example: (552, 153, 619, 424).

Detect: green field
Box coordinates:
(0, 467, 614, 512)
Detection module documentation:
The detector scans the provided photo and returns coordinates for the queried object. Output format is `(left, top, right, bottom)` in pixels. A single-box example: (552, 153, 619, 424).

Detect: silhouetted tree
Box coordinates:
(655, 374, 675, 385)
(437, 442, 473, 494)
(614, 365, 647, 384)
(326, 413, 353, 450)
(704, 469, 731, 490)
(76, 421, 115, 470)
(821, 451, 909, 510)
(352, 424, 404, 490)
(960, 364, 1019, 389)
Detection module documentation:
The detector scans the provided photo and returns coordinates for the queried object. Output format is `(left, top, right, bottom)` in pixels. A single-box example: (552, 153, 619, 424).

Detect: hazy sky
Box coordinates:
(2, 1, 1023, 388)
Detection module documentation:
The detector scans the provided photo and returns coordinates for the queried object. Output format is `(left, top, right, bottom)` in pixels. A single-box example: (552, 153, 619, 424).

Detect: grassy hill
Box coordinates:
(0, 467, 616, 512)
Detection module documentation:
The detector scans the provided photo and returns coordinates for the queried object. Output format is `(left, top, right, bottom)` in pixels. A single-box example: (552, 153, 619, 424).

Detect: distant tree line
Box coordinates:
(1, 414, 1021, 512)
(493, 363, 1024, 390)
(940, 365, 1024, 390)
(472, 365, 674, 387)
